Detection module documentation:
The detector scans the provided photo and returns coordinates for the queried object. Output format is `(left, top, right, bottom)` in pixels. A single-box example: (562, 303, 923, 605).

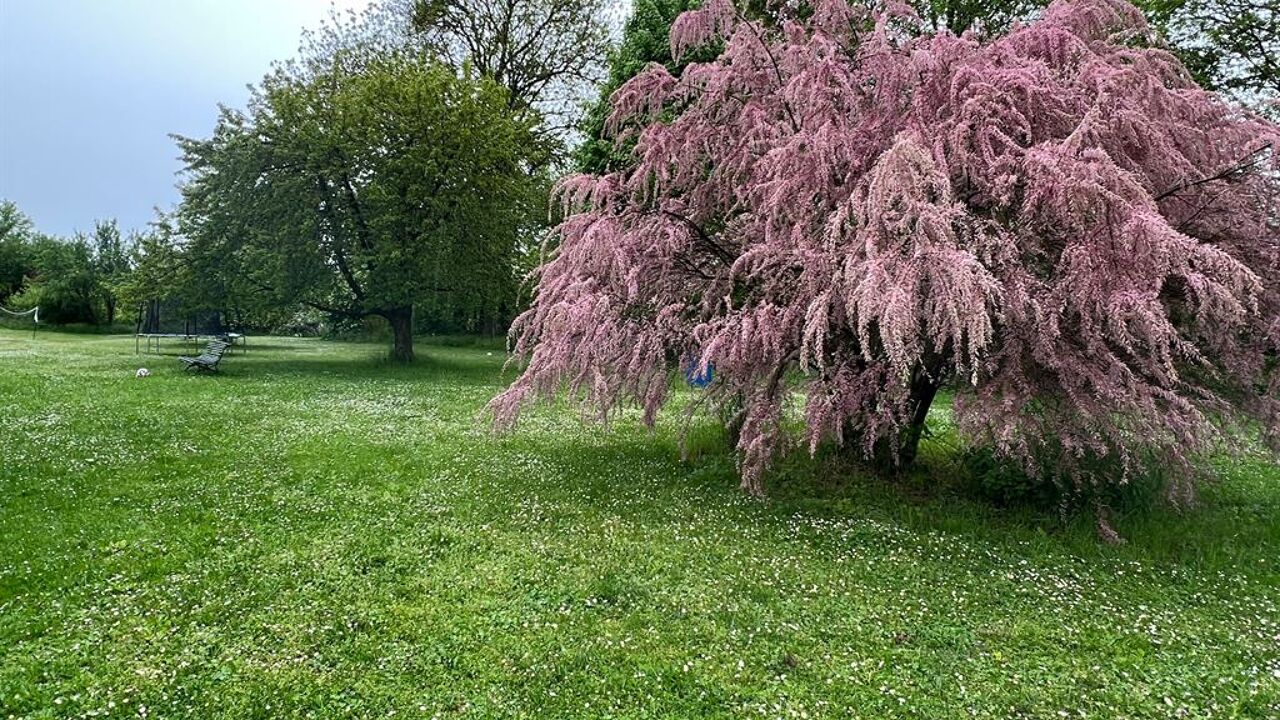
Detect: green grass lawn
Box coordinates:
(1, 329, 1277, 719)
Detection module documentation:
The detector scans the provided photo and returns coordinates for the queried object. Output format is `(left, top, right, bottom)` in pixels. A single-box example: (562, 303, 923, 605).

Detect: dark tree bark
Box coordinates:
(143, 300, 160, 333)
(893, 367, 945, 468)
(386, 305, 415, 363)
(868, 355, 948, 471)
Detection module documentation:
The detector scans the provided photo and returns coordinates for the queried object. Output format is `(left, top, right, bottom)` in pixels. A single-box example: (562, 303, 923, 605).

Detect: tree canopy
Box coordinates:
(408, 0, 613, 126)
(579, 0, 1279, 177)
(175, 49, 545, 361)
(0, 201, 35, 304)
(491, 0, 1280, 510)
(308, 0, 615, 151)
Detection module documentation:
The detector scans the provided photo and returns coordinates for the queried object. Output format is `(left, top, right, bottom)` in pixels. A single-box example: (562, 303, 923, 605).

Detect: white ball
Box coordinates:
(135, 368, 151, 378)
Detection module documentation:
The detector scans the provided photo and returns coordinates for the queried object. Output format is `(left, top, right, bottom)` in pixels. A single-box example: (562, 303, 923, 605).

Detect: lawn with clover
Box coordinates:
(1, 329, 1277, 719)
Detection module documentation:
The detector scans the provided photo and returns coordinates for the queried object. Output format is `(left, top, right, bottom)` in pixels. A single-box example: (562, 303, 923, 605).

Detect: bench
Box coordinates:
(178, 339, 231, 373)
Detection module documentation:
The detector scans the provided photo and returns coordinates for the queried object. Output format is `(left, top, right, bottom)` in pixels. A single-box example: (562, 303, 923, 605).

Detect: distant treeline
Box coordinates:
(0, 201, 129, 327)
(0, 199, 511, 337)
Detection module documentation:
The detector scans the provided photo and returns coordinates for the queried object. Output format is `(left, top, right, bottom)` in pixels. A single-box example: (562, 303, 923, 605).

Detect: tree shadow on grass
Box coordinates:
(497, 422, 1280, 573)
(252, 358, 502, 385)
(175, 348, 511, 387)
(798, 442, 1275, 565)
(131, 342, 362, 359)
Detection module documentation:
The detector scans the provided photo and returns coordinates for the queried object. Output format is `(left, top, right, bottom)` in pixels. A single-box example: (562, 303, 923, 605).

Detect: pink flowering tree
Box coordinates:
(491, 0, 1280, 503)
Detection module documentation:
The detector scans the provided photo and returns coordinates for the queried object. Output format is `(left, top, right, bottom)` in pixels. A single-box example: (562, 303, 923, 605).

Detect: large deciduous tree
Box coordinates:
(408, 0, 611, 118)
(329, 0, 614, 144)
(176, 50, 543, 362)
(492, 0, 1280, 504)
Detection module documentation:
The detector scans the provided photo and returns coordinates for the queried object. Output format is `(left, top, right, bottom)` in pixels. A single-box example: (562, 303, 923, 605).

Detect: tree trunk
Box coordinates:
(144, 300, 160, 333)
(387, 306, 415, 363)
(895, 368, 943, 467)
(723, 396, 746, 449)
(869, 357, 946, 471)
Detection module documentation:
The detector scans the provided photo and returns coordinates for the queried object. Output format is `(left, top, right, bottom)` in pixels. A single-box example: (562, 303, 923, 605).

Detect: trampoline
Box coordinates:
(135, 332, 246, 355)
(134, 300, 246, 355)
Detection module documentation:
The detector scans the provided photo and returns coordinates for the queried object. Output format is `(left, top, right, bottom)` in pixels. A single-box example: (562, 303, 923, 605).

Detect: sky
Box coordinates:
(0, 0, 373, 238)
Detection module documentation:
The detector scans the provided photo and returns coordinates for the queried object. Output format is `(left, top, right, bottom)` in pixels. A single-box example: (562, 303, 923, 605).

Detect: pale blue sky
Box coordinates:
(0, 0, 371, 237)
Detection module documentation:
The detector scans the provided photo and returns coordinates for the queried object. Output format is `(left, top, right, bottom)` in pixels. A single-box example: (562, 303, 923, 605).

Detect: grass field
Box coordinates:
(1, 329, 1277, 719)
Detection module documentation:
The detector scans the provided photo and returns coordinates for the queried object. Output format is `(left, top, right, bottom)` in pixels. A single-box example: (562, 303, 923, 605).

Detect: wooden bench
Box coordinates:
(178, 339, 231, 373)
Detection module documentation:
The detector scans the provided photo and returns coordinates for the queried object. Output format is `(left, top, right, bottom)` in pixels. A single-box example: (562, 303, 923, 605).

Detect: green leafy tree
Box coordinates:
(91, 219, 131, 325)
(0, 200, 35, 303)
(11, 234, 100, 324)
(918, 0, 1046, 33)
(176, 51, 544, 362)
(115, 220, 200, 331)
(407, 0, 612, 124)
(300, 0, 612, 154)
(1, 203, 126, 326)
(576, 0, 704, 174)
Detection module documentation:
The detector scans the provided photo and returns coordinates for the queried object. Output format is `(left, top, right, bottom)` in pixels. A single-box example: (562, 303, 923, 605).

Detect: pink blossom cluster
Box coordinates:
(492, 0, 1280, 498)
